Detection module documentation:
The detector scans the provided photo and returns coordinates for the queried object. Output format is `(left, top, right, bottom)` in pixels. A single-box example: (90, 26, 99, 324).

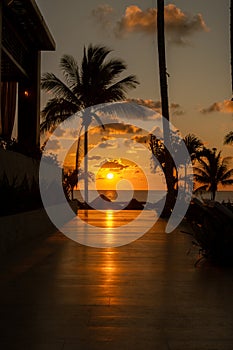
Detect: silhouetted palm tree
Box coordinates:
(182, 134, 203, 192)
(41, 44, 139, 202)
(231, 0, 233, 96)
(157, 0, 177, 217)
(194, 148, 233, 200)
(183, 133, 204, 163)
(224, 131, 233, 145)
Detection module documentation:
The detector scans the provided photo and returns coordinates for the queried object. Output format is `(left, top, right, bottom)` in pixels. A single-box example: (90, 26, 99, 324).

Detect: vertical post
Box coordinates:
(18, 51, 41, 154)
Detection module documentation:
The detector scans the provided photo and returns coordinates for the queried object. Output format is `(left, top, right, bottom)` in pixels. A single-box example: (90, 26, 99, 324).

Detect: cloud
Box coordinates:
(93, 4, 209, 44)
(47, 140, 61, 151)
(131, 135, 149, 144)
(150, 126, 163, 139)
(98, 141, 118, 149)
(53, 127, 66, 137)
(128, 98, 161, 113)
(170, 103, 184, 116)
(200, 100, 233, 114)
(128, 98, 184, 116)
(99, 159, 129, 170)
(101, 135, 116, 141)
(105, 123, 142, 134)
(88, 155, 102, 161)
(91, 4, 114, 30)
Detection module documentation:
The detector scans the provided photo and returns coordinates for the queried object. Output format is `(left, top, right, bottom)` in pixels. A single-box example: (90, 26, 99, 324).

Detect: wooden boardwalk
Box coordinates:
(0, 212, 233, 349)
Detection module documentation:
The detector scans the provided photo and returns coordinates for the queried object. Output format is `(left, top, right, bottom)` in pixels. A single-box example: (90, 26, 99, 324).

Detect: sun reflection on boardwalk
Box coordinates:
(106, 210, 114, 228)
(62, 209, 157, 248)
(77, 209, 142, 228)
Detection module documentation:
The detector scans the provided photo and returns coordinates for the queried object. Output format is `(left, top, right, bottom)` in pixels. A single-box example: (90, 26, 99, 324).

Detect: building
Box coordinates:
(0, 0, 55, 154)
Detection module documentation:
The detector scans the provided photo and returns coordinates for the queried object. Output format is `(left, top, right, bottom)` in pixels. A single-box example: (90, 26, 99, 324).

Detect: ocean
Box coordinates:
(74, 190, 233, 204)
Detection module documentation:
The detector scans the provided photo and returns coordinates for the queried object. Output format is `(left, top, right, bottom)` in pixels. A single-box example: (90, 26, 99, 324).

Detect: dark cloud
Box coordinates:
(98, 141, 117, 149)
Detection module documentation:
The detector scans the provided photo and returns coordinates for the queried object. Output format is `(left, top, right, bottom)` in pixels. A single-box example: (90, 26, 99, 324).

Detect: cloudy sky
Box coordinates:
(37, 0, 233, 189)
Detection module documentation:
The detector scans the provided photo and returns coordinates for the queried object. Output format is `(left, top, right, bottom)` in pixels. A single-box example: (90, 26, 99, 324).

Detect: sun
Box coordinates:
(106, 172, 114, 180)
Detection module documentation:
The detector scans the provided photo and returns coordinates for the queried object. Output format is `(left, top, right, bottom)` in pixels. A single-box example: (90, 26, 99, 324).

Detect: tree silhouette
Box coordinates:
(157, 0, 178, 217)
(224, 131, 233, 145)
(41, 44, 139, 202)
(194, 148, 233, 200)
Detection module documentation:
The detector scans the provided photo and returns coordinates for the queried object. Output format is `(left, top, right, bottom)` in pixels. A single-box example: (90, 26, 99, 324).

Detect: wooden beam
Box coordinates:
(18, 50, 41, 152)
(2, 46, 29, 79)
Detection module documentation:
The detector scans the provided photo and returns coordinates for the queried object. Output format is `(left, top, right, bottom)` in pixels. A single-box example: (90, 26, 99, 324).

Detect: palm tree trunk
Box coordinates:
(157, 0, 169, 122)
(157, 0, 177, 217)
(231, 0, 233, 96)
(84, 123, 88, 205)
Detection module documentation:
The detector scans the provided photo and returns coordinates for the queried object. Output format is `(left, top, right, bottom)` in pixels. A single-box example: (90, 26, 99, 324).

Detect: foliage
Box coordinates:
(193, 148, 233, 200)
(62, 168, 94, 201)
(0, 137, 42, 159)
(41, 44, 139, 201)
(40, 44, 139, 133)
(186, 198, 233, 265)
(0, 172, 42, 216)
(183, 133, 204, 163)
(149, 132, 178, 216)
(224, 131, 233, 145)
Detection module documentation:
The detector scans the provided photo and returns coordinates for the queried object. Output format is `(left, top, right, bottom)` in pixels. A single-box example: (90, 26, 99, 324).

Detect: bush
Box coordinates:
(186, 198, 233, 265)
(0, 172, 42, 216)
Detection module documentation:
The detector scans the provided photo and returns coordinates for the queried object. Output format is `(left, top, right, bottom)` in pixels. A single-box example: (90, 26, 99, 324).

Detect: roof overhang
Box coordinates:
(3, 0, 56, 51)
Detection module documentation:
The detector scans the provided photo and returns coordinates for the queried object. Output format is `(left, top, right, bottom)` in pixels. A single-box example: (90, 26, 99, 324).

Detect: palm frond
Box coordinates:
(87, 44, 112, 66)
(91, 113, 105, 130)
(60, 55, 80, 89)
(40, 98, 78, 133)
(41, 73, 80, 105)
(221, 179, 233, 186)
(220, 168, 233, 181)
(193, 184, 209, 193)
(224, 131, 233, 145)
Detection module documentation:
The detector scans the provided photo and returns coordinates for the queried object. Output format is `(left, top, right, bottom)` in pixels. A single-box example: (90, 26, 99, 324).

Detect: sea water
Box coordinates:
(74, 190, 233, 204)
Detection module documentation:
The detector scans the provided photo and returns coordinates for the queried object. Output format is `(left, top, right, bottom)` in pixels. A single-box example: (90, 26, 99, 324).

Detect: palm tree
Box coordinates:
(230, 0, 233, 96)
(182, 134, 203, 192)
(193, 148, 233, 200)
(157, 0, 177, 217)
(183, 133, 203, 163)
(224, 131, 233, 145)
(41, 44, 139, 203)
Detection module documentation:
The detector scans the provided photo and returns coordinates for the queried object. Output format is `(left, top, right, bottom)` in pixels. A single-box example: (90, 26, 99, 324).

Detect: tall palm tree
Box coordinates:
(193, 148, 233, 200)
(41, 44, 139, 203)
(157, 0, 177, 217)
(230, 0, 233, 96)
(224, 131, 233, 145)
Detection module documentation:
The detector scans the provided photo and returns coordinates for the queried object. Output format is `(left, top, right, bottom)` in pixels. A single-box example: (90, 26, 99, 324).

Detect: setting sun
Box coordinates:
(106, 172, 114, 180)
